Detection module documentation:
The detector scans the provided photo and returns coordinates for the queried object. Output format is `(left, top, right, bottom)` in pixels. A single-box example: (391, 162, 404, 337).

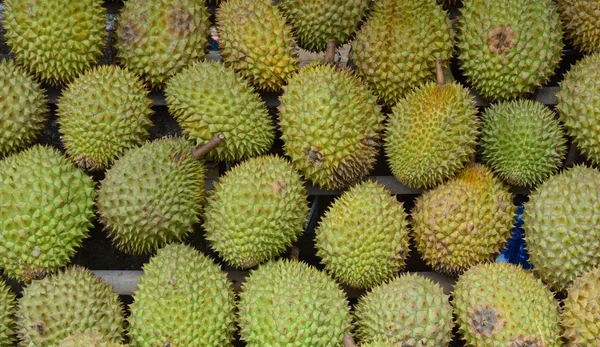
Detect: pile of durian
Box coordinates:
(0, 0, 599, 346)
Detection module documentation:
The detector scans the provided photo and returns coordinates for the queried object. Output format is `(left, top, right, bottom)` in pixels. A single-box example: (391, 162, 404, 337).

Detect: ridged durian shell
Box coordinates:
(452, 262, 562, 346)
(0, 279, 16, 346)
(2, 0, 105, 85)
(556, 0, 600, 53)
(128, 243, 236, 346)
(0, 145, 96, 282)
(59, 332, 125, 347)
(57, 65, 154, 171)
(561, 266, 600, 346)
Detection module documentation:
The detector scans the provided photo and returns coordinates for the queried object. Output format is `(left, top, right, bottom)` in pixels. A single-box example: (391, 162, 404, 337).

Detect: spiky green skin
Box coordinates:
(0, 279, 16, 346)
(0, 145, 96, 282)
(97, 138, 206, 255)
(452, 262, 561, 346)
(354, 274, 454, 346)
(0, 60, 48, 157)
(384, 81, 479, 189)
(115, 0, 210, 89)
(216, 0, 299, 91)
(128, 243, 236, 346)
(203, 155, 308, 268)
(359, 340, 395, 347)
(561, 266, 600, 346)
(556, 53, 600, 166)
(523, 165, 600, 291)
(479, 99, 567, 187)
(457, 0, 563, 101)
(315, 180, 410, 289)
(59, 332, 125, 347)
(16, 266, 125, 347)
(277, 0, 370, 52)
(237, 260, 351, 346)
(279, 65, 384, 190)
(351, 0, 454, 106)
(165, 62, 274, 162)
(3, 0, 105, 85)
(411, 164, 515, 275)
(557, 0, 600, 53)
(57, 65, 153, 171)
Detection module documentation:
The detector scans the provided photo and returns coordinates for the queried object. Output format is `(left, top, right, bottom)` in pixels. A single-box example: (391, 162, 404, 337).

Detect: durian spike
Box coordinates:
(192, 133, 225, 160)
(436, 59, 445, 85)
(289, 246, 300, 261)
(343, 334, 356, 347)
(324, 39, 337, 65)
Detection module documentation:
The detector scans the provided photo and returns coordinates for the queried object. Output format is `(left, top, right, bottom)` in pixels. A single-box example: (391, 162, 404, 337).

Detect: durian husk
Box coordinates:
(0, 279, 16, 346)
(561, 266, 600, 346)
(556, 0, 600, 53)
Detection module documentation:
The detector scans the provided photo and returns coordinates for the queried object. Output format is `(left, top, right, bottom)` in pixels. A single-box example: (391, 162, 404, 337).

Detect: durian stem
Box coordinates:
(343, 334, 356, 347)
(436, 59, 445, 85)
(192, 133, 225, 160)
(289, 246, 300, 261)
(324, 39, 337, 65)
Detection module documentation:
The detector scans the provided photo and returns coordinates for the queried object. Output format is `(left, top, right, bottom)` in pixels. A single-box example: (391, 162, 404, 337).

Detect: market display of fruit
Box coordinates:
(0, 0, 598, 346)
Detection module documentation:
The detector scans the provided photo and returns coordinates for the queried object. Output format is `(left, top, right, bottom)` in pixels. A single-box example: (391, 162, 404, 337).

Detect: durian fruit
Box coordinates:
(128, 243, 236, 346)
(278, 64, 384, 190)
(456, 0, 563, 101)
(314, 180, 411, 289)
(437, 0, 457, 6)
(165, 61, 274, 162)
(237, 259, 352, 346)
(359, 340, 395, 347)
(16, 266, 125, 346)
(561, 266, 600, 346)
(97, 137, 206, 255)
(203, 155, 308, 269)
(411, 164, 515, 275)
(353, 274, 454, 346)
(216, 0, 300, 91)
(0, 279, 16, 346)
(350, 0, 454, 106)
(0, 60, 48, 157)
(556, 53, 600, 166)
(479, 99, 567, 187)
(523, 165, 600, 291)
(0, 145, 96, 282)
(384, 80, 479, 189)
(115, 0, 211, 89)
(59, 332, 126, 347)
(452, 262, 562, 346)
(277, 0, 370, 52)
(57, 65, 154, 171)
(2, 0, 105, 85)
(556, 0, 600, 53)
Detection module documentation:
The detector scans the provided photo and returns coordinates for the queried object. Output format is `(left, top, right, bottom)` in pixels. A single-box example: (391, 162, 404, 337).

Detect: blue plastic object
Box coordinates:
(496, 204, 533, 269)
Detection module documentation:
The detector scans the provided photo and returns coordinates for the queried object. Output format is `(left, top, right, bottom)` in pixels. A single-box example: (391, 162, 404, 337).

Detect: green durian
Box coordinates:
(237, 259, 351, 346)
(479, 99, 567, 187)
(97, 137, 206, 255)
(2, 0, 105, 85)
(384, 80, 479, 189)
(0, 145, 96, 282)
(58, 332, 126, 347)
(277, 0, 370, 52)
(115, 0, 211, 89)
(278, 64, 384, 190)
(353, 273, 454, 346)
(0, 279, 16, 346)
(411, 164, 515, 275)
(315, 180, 410, 289)
(556, 52, 600, 166)
(452, 262, 562, 346)
(128, 243, 236, 346)
(57, 65, 154, 171)
(216, 0, 300, 91)
(0, 60, 48, 157)
(523, 165, 600, 291)
(165, 61, 274, 162)
(557, 0, 600, 53)
(561, 266, 600, 346)
(350, 0, 454, 106)
(16, 266, 125, 347)
(359, 340, 395, 347)
(456, 0, 563, 101)
(203, 155, 308, 269)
